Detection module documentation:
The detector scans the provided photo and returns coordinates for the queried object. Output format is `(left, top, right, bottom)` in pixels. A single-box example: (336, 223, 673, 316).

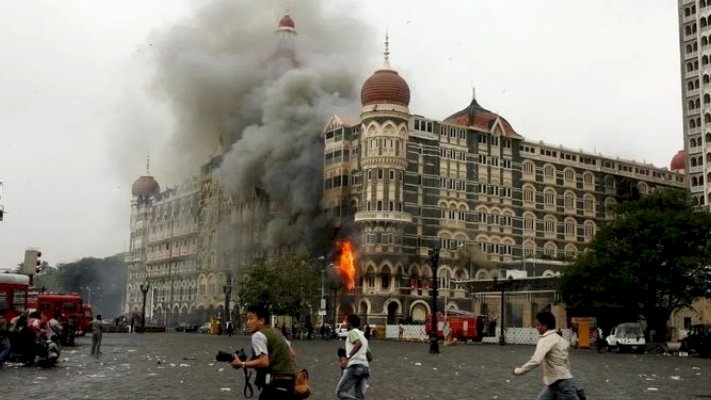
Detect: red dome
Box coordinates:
(132, 176, 160, 196)
(278, 14, 295, 29)
(360, 69, 410, 107)
(670, 150, 686, 172)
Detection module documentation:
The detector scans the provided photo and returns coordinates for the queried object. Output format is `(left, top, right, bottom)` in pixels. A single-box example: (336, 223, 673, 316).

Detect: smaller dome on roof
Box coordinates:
(278, 14, 295, 30)
(132, 176, 160, 197)
(670, 150, 686, 172)
(444, 93, 519, 137)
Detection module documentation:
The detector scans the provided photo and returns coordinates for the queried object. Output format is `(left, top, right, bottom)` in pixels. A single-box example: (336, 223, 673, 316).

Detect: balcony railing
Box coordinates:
(354, 211, 412, 223)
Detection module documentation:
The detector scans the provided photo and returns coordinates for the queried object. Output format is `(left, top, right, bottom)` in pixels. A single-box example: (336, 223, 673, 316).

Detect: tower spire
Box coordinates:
(383, 29, 391, 69)
(146, 153, 151, 175)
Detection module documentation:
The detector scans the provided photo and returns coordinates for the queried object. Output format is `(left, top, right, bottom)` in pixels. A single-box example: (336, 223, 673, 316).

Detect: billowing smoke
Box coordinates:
(149, 0, 374, 252)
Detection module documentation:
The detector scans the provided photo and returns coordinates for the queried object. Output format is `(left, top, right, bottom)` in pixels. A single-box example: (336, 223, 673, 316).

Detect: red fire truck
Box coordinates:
(425, 310, 487, 342)
(28, 291, 93, 345)
(0, 273, 30, 320)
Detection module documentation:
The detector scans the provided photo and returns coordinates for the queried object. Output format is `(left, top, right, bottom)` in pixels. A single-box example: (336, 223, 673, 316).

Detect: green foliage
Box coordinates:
(33, 254, 127, 318)
(561, 188, 711, 337)
(237, 254, 322, 318)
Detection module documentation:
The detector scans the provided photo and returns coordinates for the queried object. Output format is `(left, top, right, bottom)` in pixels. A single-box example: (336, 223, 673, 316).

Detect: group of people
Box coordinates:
(229, 308, 582, 400)
(0, 308, 105, 368)
(0, 309, 63, 367)
(230, 306, 371, 400)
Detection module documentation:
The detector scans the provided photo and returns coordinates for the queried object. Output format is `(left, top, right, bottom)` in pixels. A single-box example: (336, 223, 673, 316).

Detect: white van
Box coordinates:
(605, 323, 646, 353)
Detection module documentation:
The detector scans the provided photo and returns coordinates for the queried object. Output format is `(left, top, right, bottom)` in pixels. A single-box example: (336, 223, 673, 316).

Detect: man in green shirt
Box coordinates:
(231, 305, 297, 399)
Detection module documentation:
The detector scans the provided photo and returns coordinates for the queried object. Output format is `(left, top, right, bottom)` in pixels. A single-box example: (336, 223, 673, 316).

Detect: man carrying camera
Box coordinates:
(231, 305, 298, 400)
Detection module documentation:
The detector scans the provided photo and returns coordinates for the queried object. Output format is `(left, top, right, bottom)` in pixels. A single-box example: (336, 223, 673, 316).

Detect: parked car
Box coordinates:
(606, 322, 646, 353)
(681, 324, 711, 357)
(197, 322, 211, 334)
(175, 322, 199, 333)
(335, 323, 349, 339)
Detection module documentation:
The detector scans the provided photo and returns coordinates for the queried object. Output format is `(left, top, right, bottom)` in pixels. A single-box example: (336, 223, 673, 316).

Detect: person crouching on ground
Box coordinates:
(513, 311, 582, 400)
(335, 314, 370, 400)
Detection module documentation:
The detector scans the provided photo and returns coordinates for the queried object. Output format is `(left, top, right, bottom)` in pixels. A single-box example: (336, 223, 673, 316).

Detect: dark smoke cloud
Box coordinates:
(148, 0, 376, 251)
(150, 0, 374, 179)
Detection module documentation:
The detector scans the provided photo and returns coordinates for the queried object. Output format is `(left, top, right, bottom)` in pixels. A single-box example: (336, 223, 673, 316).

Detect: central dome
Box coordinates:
(278, 14, 295, 30)
(360, 69, 410, 107)
(132, 176, 160, 197)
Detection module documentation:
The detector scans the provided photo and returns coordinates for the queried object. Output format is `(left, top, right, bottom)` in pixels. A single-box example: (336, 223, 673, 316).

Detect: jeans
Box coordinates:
(91, 333, 102, 355)
(336, 364, 369, 400)
(536, 379, 580, 400)
(0, 337, 10, 363)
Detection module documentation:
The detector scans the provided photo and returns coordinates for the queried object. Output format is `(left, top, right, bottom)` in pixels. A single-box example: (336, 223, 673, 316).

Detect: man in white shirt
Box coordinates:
(335, 314, 369, 400)
(513, 311, 581, 400)
(48, 311, 63, 343)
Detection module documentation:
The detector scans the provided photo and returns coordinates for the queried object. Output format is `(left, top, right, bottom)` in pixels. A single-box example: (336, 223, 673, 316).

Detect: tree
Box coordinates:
(237, 254, 322, 319)
(561, 188, 711, 341)
(33, 255, 127, 318)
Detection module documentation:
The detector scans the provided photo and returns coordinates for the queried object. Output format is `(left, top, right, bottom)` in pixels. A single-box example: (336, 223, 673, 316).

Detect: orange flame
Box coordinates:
(335, 240, 356, 290)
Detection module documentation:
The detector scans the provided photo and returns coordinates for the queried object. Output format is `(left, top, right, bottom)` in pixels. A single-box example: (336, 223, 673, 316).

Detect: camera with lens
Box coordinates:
(215, 348, 248, 363)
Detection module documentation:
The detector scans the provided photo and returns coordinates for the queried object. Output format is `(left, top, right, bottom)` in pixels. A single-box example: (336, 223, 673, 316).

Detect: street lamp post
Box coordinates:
(223, 276, 232, 327)
(493, 275, 513, 346)
(139, 282, 150, 332)
(428, 248, 440, 354)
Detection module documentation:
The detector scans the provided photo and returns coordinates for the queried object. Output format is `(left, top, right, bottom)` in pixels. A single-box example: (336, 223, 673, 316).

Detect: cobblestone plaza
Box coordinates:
(3, 333, 711, 399)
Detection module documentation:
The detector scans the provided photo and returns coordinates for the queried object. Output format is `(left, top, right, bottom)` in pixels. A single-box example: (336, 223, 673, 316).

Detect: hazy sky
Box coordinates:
(0, 0, 682, 268)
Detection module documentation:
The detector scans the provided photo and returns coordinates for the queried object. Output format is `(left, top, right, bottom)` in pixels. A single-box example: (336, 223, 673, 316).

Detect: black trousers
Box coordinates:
(259, 374, 296, 400)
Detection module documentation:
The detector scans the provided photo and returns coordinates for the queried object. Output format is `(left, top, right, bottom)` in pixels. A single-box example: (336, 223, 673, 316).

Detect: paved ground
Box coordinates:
(3, 333, 711, 399)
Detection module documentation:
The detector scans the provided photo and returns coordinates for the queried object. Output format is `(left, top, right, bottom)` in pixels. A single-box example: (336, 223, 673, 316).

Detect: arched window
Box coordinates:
(543, 164, 555, 180)
(522, 240, 535, 257)
(707, 152, 711, 163)
(523, 212, 536, 234)
(564, 191, 576, 211)
(583, 194, 595, 214)
(690, 100, 696, 110)
(582, 171, 594, 188)
(584, 221, 596, 242)
(544, 242, 557, 257)
(381, 265, 391, 290)
(523, 185, 535, 203)
(706, 133, 711, 142)
(522, 160, 535, 174)
(544, 188, 556, 206)
(637, 182, 648, 195)
(705, 74, 711, 84)
(692, 138, 698, 147)
(692, 157, 699, 167)
(689, 81, 696, 91)
(544, 215, 557, 234)
(564, 168, 575, 185)
(564, 218, 576, 237)
(693, 176, 699, 186)
(705, 94, 710, 104)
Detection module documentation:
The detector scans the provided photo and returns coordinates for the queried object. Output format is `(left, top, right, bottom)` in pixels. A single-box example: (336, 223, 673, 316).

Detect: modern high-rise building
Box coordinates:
(677, 0, 710, 203)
